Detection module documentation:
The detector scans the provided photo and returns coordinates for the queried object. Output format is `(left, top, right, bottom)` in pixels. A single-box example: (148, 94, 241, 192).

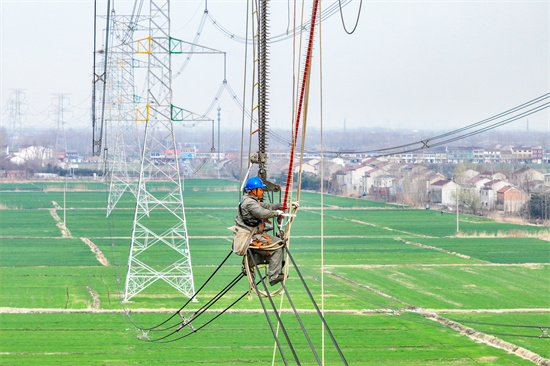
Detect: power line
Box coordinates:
(323, 93, 550, 157)
(206, 0, 353, 44)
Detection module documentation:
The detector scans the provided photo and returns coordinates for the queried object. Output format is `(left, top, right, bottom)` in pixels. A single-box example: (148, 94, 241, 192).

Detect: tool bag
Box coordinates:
(228, 225, 256, 256)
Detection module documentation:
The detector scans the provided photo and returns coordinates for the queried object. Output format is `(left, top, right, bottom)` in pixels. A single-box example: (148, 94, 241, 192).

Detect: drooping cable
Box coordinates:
(173, 8, 209, 79)
(373, 93, 549, 153)
(137, 250, 234, 332)
(338, 0, 363, 35)
(206, 0, 353, 44)
(142, 273, 246, 341)
(322, 93, 550, 157)
(144, 275, 263, 344)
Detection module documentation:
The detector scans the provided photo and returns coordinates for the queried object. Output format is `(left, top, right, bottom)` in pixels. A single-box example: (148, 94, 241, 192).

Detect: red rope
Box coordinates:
(282, 0, 320, 211)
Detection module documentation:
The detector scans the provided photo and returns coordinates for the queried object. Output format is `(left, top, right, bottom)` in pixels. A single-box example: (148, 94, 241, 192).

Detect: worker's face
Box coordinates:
(255, 187, 264, 199)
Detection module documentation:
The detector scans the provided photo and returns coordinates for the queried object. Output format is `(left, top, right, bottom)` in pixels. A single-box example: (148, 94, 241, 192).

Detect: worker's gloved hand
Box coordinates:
(275, 210, 285, 216)
(291, 201, 300, 209)
(276, 203, 284, 210)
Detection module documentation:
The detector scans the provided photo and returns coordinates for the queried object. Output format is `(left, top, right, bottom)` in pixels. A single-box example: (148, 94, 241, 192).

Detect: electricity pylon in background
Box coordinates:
(5, 89, 26, 147)
(105, 14, 144, 217)
(52, 93, 69, 163)
(123, 0, 211, 301)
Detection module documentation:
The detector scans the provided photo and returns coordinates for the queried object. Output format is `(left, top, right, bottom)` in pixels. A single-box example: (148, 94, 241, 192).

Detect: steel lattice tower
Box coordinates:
(6, 89, 25, 147)
(106, 14, 143, 217)
(124, 0, 196, 301)
(53, 93, 69, 162)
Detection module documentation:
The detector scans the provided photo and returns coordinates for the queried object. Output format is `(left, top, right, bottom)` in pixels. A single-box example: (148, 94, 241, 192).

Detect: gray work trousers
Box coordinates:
(244, 247, 283, 282)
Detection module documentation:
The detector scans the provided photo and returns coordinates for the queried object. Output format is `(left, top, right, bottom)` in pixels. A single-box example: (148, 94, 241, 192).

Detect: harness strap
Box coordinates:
(238, 197, 262, 227)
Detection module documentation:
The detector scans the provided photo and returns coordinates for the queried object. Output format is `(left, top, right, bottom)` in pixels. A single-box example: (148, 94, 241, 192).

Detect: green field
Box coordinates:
(0, 179, 548, 365)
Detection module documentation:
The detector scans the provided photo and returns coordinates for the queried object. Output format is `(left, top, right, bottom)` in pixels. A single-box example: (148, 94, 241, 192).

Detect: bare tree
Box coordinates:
(451, 187, 482, 215)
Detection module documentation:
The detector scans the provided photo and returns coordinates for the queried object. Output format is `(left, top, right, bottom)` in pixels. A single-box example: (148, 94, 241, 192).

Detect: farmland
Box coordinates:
(0, 179, 548, 365)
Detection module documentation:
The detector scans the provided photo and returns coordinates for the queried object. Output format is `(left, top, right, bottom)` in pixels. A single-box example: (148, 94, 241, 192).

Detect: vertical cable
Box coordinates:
(239, 0, 251, 200)
(318, 1, 325, 362)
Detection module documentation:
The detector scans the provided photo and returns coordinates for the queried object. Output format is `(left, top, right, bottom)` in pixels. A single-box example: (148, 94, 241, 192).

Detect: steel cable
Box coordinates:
(249, 248, 297, 366)
(286, 247, 349, 365)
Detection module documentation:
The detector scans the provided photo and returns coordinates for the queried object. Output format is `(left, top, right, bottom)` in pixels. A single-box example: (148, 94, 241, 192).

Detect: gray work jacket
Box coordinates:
(235, 194, 280, 231)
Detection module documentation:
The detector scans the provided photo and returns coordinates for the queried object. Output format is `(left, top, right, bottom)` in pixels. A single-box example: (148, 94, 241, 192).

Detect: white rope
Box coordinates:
(318, 1, 325, 362)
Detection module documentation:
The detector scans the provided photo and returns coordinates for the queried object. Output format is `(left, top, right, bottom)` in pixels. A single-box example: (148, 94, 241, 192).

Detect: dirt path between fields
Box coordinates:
(80, 238, 110, 266)
(394, 237, 472, 259)
(423, 313, 550, 366)
(48, 207, 71, 238)
(323, 271, 550, 365)
(323, 263, 547, 268)
(325, 270, 413, 307)
(313, 211, 433, 238)
(1, 307, 547, 314)
(87, 286, 100, 309)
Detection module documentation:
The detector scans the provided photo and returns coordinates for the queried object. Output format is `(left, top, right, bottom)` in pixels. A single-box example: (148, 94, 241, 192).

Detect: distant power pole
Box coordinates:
(52, 93, 69, 162)
(7, 89, 26, 145)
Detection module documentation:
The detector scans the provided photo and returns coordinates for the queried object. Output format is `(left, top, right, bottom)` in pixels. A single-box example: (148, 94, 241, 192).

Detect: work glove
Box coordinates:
(275, 210, 285, 216)
(291, 201, 300, 209)
(276, 203, 284, 210)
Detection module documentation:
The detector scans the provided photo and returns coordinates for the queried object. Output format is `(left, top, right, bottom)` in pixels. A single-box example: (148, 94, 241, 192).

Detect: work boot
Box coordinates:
(269, 273, 285, 286)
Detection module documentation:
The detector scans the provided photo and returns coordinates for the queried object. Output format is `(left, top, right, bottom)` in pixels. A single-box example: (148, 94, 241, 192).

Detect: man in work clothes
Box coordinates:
(237, 176, 285, 286)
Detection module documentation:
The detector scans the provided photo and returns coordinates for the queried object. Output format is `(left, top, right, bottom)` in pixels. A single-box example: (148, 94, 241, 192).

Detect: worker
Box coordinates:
(236, 176, 285, 286)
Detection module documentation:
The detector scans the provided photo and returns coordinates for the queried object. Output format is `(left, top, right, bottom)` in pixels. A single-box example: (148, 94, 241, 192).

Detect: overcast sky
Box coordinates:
(1, 0, 549, 136)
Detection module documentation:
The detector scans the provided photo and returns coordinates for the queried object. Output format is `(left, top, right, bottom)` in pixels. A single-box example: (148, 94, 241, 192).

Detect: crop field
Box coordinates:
(0, 179, 548, 365)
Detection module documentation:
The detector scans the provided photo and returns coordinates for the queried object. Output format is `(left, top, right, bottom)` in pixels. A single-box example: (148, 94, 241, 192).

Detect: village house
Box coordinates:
(468, 176, 491, 193)
(332, 164, 373, 195)
(369, 174, 396, 199)
(496, 186, 527, 213)
(479, 171, 507, 181)
(512, 167, 545, 183)
(455, 168, 479, 184)
(430, 179, 459, 207)
(479, 180, 510, 210)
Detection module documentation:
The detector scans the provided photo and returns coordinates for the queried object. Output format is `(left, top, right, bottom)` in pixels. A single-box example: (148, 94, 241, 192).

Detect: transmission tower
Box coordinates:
(124, 0, 197, 301)
(6, 89, 26, 147)
(105, 14, 144, 217)
(52, 93, 69, 163)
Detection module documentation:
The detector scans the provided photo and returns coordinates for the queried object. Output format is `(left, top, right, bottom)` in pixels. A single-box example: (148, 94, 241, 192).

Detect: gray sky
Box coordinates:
(1, 0, 549, 135)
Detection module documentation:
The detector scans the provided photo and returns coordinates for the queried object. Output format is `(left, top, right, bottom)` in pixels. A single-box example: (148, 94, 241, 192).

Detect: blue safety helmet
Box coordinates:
(245, 176, 266, 190)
